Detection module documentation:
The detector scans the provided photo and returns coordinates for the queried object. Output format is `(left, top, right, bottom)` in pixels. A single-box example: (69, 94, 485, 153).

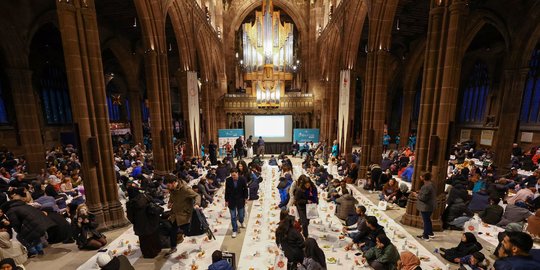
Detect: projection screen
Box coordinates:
(244, 115, 293, 143)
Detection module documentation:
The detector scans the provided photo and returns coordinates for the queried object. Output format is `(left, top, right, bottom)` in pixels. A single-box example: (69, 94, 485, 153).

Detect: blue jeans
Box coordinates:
(229, 206, 245, 233)
(420, 211, 433, 238)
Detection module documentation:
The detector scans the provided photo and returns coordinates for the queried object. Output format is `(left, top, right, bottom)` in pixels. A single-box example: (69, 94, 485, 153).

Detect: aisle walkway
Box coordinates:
(31, 157, 502, 269)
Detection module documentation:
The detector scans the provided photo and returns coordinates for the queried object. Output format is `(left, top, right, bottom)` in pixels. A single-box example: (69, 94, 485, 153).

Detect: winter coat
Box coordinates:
(479, 204, 504, 225)
(468, 192, 489, 212)
(442, 233, 482, 262)
(72, 212, 103, 248)
(45, 210, 72, 244)
(276, 228, 305, 265)
(364, 243, 400, 270)
(224, 176, 248, 209)
(444, 198, 471, 225)
(208, 260, 233, 270)
(297, 257, 325, 270)
(527, 209, 540, 237)
(168, 181, 200, 226)
(416, 182, 436, 212)
(0, 232, 27, 265)
(248, 178, 260, 200)
(494, 255, 540, 270)
(335, 194, 358, 221)
(126, 193, 160, 236)
(497, 204, 532, 227)
(5, 200, 56, 246)
(278, 179, 292, 208)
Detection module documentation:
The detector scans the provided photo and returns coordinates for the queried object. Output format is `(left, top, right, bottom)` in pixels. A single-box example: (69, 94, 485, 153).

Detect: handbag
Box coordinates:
(274, 252, 288, 270)
(378, 201, 388, 211)
(306, 203, 319, 219)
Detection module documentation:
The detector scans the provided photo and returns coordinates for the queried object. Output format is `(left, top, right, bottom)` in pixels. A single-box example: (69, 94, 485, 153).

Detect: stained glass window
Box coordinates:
(459, 62, 490, 123)
(0, 78, 9, 124)
(40, 67, 72, 124)
(520, 44, 540, 124)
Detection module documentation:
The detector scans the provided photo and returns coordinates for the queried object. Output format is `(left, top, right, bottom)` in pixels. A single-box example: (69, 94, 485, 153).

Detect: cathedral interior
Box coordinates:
(0, 0, 540, 269)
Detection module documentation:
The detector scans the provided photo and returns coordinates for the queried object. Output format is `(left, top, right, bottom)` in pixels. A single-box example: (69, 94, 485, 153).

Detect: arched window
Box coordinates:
(40, 67, 72, 124)
(106, 83, 122, 122)
(0, 78, 10, 124)
(412, 76, 422, 123)
(520, 45, 540, 124)
(459, 62, 490, 123)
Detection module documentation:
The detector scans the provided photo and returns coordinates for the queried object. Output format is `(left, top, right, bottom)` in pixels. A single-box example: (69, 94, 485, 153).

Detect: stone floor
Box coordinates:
(24, 157, 499, 270)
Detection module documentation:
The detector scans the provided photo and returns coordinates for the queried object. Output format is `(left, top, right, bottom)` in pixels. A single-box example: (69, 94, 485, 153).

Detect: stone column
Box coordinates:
(399, 89, 416, 148)
(494, 69, 529, 169)
(5, 68, 44, 173)
(127, 88, 144, 145)
(56, 0, 127, 229)
(359, 50, 391, 177)
(175, 70, 194, 157)
(401, 0, 467, 230)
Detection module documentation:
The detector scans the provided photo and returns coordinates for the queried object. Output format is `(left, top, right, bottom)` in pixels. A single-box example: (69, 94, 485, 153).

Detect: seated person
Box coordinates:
(479, 197, 504, 225)
(208, 250, 233, 270)
(268, 155, 279, 166)
(72, 204, 107, 250)
(397, 251, 421, 270)
(342, 205, 368, 238)
(444, 198, 473, 230)
(192, 185, 209, 208)
(440, 232, 483, 263)
(508, 182, 536, 205)
(468, 190, 490, 212)
(277, 177, 292, 209)
(400, 164, 414, 182)
(344, 216, 384, 252)
(380, 178, 399, 203)
(335, 189, 358, 222)
(326, 179, 341, 202)
(362, 234, 400, 270)
(517, 170, 539, 190)
(395, 183, 410, 208)
(459, 252, 487, 270)
(497, 202, 532, 229)
(494, 231, 540, 269)
(526, 209, 540, 238)
(0, 232, 27, 265)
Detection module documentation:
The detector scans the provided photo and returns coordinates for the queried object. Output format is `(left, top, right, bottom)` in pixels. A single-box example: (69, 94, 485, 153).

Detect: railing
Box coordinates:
(223, 93, 314, 112)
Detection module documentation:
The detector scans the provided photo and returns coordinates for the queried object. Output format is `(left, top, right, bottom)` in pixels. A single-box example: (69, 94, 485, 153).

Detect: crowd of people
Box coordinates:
(1, 133, 540, 270)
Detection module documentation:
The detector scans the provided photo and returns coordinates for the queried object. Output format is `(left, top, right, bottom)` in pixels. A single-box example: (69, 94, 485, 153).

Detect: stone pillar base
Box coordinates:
(400, 194, 446, 231)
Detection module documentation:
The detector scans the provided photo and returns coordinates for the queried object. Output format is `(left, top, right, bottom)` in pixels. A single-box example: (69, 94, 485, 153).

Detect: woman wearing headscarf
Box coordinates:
(0, 232, 27, 265)
(439, 232, 483, 263)
(276, 215, 305, 270)
(297, 238, 326, 270)
(397, 251, 421, 270)
(526, 209, 540, 237)
(0, 258, 24, 270)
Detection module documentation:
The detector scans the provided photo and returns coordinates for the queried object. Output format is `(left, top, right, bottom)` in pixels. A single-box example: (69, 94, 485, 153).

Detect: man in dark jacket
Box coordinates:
(479, 197, 504, 225)
(208, 140, 218, 165)
(126, 190, 162, 258)
(412, 172, 436, 240)
(494, 231, 540, 269)
(225, 168, 248, 238)
(3, 191, 56, 256)
(208, 250, 233, 270)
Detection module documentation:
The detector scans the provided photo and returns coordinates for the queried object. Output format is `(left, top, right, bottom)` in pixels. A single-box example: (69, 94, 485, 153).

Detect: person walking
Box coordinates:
(246, 135, 254, 158)
(126, 187, 163, 258)
(257, 136, 265, 158)
(411, 172, 436, 240)
(294, 177, 318, 238)
(164, 175, 200, 257)
(208, 140, 218, 165)
(225, 168, 248, 238)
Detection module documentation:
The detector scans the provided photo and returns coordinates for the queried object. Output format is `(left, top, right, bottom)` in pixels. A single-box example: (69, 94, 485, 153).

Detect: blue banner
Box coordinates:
(218, 129, 245, 156)
(293, 129, 320, 143)
(218, 129, 244, 138)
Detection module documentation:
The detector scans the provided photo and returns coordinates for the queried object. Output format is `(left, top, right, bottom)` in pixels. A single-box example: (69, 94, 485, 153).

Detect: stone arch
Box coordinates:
(228, 0, 307, 40)
(340, 0, 368, 70)
(462, 10, 510, 58)
(27, 9, 59, 52)
(507, 2, 540, 68)
(0, 17, 28, 68)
